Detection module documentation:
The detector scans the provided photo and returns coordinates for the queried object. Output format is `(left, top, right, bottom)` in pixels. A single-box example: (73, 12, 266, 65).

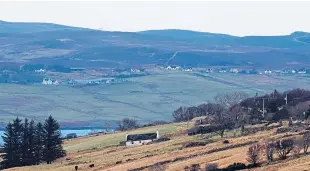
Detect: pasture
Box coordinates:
(0, 71, 308, 127)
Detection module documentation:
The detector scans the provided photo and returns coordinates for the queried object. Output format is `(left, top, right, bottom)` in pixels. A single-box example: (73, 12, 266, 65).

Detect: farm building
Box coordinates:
(125, 131, 159, 146)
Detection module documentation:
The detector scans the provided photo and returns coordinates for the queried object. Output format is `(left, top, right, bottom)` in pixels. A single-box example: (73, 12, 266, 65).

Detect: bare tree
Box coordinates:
(230, 104, 249, 132)
(275, 138, 294, 160)
(288, 102, 310, 120)
(303, 132, 310, 154)
(209, 105, 233, 138)
(117, 118, 139, 131)
(263, 140, 275, 163)
(247, 144, 261, 166)
(293, 137, 303, 156)
(214, 92, 249, 109)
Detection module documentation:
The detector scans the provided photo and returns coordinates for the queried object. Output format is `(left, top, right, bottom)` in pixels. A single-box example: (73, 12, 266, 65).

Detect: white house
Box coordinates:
(131, 68, 141, 73)
(166, 66, 180, 70)
(264, 70, 272, 74)
(230, 68, 239, 73)
(42, 78, 59, 85)
(125, 131, 159, 146)
(35, 69, 45, 73)
(298, 70, 307, 74)
(184, 68, 193, 72)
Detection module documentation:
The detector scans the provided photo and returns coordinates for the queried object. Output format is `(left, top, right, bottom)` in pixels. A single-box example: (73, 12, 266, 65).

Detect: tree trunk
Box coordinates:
(220, 130, 225, 138)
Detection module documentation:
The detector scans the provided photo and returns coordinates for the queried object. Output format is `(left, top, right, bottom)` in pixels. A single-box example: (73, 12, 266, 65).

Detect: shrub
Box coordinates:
(224, 163, 246, 170)
(148, 163, 166, 171)
(293, 137, 303, 156)
(205, 163, 218, 171)
(119, 141, 126, 146)
(264, 141, 275, 162)
(223, 140, 229, 144)
(247, 144, 261, 166)
(303, 132, 310, 154)
(154, 137, 170, 142)
(275, 138, 294, 160)
(190, 164, 201, 171)
(275, 127, 291, 134)
(183, 142, 207, 148)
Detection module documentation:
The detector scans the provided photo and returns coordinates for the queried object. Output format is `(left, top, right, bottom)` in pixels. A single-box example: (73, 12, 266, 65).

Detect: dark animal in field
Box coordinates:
(75, 165, 78, 170)
(89, 164, 95, 168)
(116, 161, 122, 164)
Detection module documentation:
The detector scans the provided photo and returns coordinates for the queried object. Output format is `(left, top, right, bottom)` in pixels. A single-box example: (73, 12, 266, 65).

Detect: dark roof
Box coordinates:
(126, 133, 157, 141)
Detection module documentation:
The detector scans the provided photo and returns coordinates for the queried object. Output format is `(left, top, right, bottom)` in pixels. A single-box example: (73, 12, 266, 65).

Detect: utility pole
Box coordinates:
(285, 93, 288, 105)
(262, 98, 265, 118)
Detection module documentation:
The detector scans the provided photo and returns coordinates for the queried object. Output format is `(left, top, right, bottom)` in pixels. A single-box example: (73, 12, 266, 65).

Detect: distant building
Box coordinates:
(166, 66, 180, 70)
(42, 78, 59, 85)
(281, 70, 290, 74)
(131, 68, 141, 73)
(66, 133, 77, 139)
(264, 70, 272, 74)
(70, 67, 85, 72)
(291, 69, 297, 74)
(298, 69, 307, 74)
(35, 69, 45, 73)
(218, 68, 227, 73)
(125, 131, 159, 146)
(184, 68, 193, 72)
(205, 68, 214, 73)
(230, 68, 239, 73)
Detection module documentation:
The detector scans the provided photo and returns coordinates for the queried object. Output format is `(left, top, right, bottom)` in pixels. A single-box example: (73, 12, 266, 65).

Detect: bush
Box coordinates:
(275, 138, 294, 160)
(154, 137, 170, 142)
(190, 164, 201, 171)
(183, 142, 207, 148)
(303, 132, 310, 154)
(117, 118, 139, 131)
(224, 163, 246, 171)
(247, 144, 261, 166)
(148, 163, 166, 171)
(205, 163, 218, 171)
(119, 141, 126, 146)
(223, 140, 229, 144)
(275, 127, 291, 134)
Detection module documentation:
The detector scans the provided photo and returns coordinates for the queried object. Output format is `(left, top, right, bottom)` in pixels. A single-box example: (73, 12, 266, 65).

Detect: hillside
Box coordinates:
(1, 21, 310, 68)
(4, 121, 310, 171)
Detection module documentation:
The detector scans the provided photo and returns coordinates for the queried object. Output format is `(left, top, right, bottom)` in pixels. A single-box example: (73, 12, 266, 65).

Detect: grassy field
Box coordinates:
(0, 70, 309, 127)
(4, 121, 310, 171)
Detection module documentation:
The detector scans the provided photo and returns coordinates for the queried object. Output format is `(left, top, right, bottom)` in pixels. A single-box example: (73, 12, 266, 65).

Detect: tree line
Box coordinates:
(0, 115, 65, 169)
(173, 89, 310, 137)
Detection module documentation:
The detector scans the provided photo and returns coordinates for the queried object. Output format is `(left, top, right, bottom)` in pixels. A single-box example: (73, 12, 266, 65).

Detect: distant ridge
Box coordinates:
(0, 20, 90, 33)
(0, 20, 309, 68)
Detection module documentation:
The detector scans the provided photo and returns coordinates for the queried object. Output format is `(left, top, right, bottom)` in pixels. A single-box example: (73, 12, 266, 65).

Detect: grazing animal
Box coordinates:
(89, 164, 95, 168)
(75, 165, 78, 170)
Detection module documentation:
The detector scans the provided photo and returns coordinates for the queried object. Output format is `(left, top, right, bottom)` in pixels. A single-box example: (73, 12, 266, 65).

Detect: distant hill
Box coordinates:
(0, 20, 88, 33)
(0, 21, 310, 68)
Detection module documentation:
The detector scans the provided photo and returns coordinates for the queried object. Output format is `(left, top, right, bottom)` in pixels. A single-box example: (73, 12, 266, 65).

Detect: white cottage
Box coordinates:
(125, 131, 159, 146)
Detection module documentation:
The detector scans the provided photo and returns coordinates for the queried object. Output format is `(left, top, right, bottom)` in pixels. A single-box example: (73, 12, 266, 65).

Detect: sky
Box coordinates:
(0, 1, 310, 36)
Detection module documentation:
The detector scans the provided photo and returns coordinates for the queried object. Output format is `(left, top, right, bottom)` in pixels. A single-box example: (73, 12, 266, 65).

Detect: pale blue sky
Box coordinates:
(0, 1, 310, 36)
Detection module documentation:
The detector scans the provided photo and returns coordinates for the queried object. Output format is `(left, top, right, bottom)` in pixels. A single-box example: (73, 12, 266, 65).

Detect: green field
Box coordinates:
(0, 71, 309, 128)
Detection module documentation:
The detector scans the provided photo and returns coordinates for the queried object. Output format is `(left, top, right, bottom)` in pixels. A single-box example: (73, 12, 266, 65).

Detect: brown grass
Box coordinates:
(4, 122, 310, 171)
